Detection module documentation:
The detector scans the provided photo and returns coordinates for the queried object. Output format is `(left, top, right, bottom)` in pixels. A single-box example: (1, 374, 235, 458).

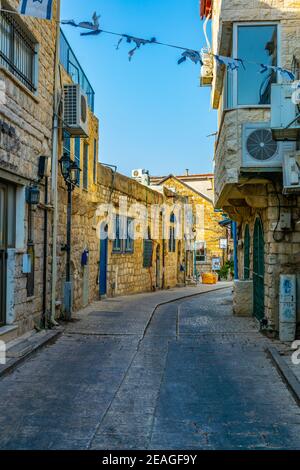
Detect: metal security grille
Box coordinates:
(244, 225, 250, 280)
(253, 218, 265, 321)
(0, 10, 36, 92)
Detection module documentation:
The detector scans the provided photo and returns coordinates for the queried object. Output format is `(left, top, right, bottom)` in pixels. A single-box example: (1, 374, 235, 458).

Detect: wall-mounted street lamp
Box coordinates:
(59, 153, 81, 320)
(25, 185, 40, 205)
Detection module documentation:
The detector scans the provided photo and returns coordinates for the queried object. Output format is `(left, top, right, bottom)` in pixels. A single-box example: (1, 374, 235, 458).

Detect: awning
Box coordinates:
(200, 0, 212, 19)
(219, 218, 232, 227)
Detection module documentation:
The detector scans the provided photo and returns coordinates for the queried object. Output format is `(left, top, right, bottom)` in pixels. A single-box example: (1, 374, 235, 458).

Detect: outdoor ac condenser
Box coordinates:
(283, 151, 300, 194)
(63, 84, 89, 137)
(271, 83, 300, 141)
(242, 122, 295, 169)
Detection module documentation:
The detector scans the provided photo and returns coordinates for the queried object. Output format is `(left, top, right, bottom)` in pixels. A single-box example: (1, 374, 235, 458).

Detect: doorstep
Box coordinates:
(0, 327, 63, 379)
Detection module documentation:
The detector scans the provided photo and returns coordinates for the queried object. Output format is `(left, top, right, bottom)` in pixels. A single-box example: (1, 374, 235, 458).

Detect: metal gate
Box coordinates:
(253, 218, 264, 320)
(0, 184, 7, 326)
(244, 224, 250, 280)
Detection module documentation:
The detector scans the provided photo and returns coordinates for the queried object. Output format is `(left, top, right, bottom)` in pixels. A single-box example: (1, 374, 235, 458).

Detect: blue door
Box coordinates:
(99, 225, 108, 296)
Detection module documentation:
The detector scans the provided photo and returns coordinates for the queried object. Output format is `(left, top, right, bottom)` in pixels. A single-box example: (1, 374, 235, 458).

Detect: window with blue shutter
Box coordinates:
(83, 143, 89, 190)
(74, 138, 81, 186)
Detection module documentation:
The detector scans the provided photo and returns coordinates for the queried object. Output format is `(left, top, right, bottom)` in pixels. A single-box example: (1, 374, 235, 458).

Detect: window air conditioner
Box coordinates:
(63, 84, 89, 137)
(271, 83, 300, 141)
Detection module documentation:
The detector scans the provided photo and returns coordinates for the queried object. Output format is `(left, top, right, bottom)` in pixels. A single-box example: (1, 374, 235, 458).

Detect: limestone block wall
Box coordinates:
(158, 177, 229, 274)
(0, 0, 58, 334)
(237, 184, 300, 329)
(215, 108, 270, 205)
(56, 158, 183, 314)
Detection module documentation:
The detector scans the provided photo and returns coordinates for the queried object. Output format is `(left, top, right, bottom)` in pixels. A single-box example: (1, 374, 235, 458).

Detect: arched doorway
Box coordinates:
(156, 244, 161, 289)
(253, 218, 264, 320)
(99, 223, 108, 296)
(244, 225, 250, 280)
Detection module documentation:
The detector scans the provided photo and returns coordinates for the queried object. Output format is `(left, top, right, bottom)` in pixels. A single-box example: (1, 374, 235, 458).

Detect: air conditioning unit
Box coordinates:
(200, 51, 213, 87)
(283, 151, 300, 194)
(271, 83, 300, 141)
(132, 169, 145, 179)
(132, 169, 150, 186)
(63, 84, 89, 137)
(242, 122, 295, 169)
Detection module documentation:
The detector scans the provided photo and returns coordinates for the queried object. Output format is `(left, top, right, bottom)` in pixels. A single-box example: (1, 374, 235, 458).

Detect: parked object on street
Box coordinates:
(279, 274, 297, 342)
(202, 272, 218, 285)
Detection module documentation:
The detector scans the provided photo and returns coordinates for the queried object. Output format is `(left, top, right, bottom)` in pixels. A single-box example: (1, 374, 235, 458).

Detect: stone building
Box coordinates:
(150, 173, 231, 279)
(0, 0, 58, 341)
(55, 31, 186, 316)
(201, 0, 300, 333)
(0, 2, 186, 340)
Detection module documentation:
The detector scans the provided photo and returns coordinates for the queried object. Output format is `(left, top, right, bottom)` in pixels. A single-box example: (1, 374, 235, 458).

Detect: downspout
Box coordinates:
(41, 176, 48, 327)
(50, 0, 61, 325)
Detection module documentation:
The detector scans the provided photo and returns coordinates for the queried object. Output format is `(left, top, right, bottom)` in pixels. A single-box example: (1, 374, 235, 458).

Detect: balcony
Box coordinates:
(214, 108, 278, 216)
(60, 29, 95, 112)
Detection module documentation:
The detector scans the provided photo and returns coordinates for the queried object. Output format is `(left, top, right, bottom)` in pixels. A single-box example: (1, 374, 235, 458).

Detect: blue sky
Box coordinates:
(61, 0, 216, 177)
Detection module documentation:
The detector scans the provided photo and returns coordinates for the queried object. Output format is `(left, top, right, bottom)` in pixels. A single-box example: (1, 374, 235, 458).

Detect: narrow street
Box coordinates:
(0, 287, 300, 450)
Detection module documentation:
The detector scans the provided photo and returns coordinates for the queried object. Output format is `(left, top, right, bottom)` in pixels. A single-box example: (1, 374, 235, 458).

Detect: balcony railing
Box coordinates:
(0, 10, 36, 93)
(60, 29, 95, 112)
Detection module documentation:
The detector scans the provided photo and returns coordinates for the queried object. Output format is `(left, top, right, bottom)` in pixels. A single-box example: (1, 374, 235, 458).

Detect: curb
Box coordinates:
(0, 329, 63, 379)
(143, 284, 232, 339)
(267, 346, 300, 406)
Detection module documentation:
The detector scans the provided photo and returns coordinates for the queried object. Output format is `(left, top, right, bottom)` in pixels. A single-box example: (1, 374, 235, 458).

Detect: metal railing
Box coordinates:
(60, 29, 95, 112)
(0, 10, 36, 93)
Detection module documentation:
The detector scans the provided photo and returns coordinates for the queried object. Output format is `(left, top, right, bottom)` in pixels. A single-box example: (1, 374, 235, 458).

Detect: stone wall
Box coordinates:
(0, 0, 58, 335)
(236, 184, 300, 329)
(155, 176, 229, 274)
(56, 153, 183, 314)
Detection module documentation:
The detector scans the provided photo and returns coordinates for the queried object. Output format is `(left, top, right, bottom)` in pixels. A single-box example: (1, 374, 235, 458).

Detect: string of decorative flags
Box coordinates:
(4, 2, 297, 81)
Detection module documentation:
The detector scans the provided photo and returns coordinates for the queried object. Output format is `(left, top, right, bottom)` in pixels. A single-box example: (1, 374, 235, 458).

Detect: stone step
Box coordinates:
(0, 325, 19, 345)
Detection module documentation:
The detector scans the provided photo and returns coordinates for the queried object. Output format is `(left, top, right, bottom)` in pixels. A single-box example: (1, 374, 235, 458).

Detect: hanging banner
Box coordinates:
(19, 0, 54, 20)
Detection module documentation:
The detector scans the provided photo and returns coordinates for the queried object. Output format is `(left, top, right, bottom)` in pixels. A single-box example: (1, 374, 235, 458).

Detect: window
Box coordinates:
(196, 242, 206, 263)
(83, 143, 89, 190)
(113, 215, 121, 252)
(63, 131, 71, 157)
(113, 215, 134, 254)
(125, 218, 134, 253)
(93, 139, 97, 184)
(169, 213, 176, 252)
(226, 24, 278, 108)
(74, 138, 81, 187)
(0, 10, 37, 92)
(169, 226, 176, 252)
(143, 240, 153, 268)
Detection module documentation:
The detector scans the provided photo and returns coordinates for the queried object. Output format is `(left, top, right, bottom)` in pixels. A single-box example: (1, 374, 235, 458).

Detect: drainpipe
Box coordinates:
(41, 176, 48, 327)
(232, 221, 239, 280)
(50, 0, 61, 325)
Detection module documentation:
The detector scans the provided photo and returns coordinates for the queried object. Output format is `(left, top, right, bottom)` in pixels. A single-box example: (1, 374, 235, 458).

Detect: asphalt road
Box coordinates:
(0, 288, 300, 450)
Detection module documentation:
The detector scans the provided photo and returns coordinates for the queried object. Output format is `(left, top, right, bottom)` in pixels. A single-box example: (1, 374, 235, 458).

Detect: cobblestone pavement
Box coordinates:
(0, 287, 300, 450)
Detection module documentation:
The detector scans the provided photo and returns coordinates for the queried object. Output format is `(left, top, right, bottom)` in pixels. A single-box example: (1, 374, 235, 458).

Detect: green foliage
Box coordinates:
(219, 260, 234, 280)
